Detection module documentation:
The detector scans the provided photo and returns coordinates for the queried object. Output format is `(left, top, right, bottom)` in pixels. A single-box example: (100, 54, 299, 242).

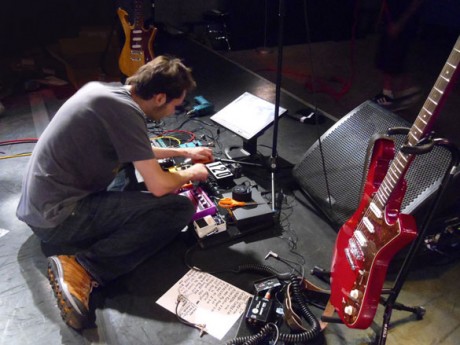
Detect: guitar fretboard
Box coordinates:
(374, 36, 460, 210)
(133, 0, 144, 29)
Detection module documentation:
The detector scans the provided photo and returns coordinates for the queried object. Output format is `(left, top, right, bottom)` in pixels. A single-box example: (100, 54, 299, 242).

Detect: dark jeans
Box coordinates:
(32, 168, 194, 284)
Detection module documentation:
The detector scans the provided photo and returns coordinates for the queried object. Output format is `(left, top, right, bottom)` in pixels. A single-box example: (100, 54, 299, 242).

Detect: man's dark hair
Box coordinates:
(126, 55, 196, 101)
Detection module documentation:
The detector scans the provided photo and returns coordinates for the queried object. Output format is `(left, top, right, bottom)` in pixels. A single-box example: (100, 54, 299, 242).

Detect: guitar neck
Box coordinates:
(133, 0, 145, 29)
(375, 36, 460, 209)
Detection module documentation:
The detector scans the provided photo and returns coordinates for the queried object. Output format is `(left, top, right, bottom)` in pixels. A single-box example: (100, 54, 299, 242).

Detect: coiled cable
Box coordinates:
(226, 323, 279, 345)
(276, 274, 321, 343)
(226, 267, 321, 344)
(235, 263, 292, 281)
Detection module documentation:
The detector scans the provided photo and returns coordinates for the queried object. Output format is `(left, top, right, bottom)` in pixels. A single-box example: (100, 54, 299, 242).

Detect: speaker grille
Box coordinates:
(293, 101, 452, 228)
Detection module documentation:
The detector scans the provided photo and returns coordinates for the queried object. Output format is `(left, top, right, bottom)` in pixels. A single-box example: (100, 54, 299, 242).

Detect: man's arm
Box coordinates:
(134, 158, 209, 196)
(152, 146, 213, 162)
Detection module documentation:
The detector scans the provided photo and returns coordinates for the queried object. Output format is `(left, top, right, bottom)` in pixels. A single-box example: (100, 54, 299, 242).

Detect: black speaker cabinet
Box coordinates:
(293, 101, 454, 229)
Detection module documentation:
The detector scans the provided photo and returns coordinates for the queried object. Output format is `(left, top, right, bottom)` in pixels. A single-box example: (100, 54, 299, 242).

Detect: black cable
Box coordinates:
(183, 246, 321, 344)
(226, 270, 321, 345)
(235, 263, 292, 281)
(276, 274, 321, 343)
(277, 194, 307, 267)
(226, 323, 278, 345)
(174, 295, 206, 334)
(163, 116, 225, 155)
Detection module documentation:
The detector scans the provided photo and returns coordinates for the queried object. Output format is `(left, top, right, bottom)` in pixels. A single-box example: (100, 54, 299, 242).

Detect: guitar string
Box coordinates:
(353, 43, 459, 255)
(338, 36, 460, 325)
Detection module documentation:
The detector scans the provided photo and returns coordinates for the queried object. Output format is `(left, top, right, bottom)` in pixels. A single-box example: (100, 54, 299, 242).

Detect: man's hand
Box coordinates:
(185, 147, 214, 164)
(134, 157, 210, 197)
(152, 146, 214, 163)
(187, 163, 209, 182)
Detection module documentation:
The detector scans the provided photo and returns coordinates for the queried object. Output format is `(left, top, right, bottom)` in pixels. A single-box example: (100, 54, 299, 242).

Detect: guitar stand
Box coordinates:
(312, 132, 460, 345)
(374, 133, 459, 345)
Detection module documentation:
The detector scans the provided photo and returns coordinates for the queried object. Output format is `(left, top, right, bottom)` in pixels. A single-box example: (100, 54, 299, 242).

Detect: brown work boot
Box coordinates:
(47, 255, 99, 330)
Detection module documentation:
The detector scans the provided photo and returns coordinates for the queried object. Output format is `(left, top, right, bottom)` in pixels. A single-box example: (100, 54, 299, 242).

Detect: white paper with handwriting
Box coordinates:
(156, 269, 251, 340)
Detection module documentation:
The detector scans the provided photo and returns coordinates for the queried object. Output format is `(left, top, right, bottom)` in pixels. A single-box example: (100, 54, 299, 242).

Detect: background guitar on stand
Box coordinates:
(329, 35, 460, 330)
(117, 0, 157, 77)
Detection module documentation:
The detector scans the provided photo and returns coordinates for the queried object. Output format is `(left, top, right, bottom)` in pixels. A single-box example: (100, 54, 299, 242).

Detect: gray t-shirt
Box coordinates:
(16, 82, 154, 228)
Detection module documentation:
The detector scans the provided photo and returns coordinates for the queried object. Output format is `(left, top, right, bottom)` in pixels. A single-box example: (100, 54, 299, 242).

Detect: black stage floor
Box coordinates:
(1, 33, 460, 345)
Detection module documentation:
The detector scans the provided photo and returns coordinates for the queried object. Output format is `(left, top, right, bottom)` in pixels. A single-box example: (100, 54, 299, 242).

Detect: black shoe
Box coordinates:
(372, 93, 394, 107)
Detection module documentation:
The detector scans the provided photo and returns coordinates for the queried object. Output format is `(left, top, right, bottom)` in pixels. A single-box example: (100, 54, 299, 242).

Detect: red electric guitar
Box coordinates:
(117, 0, 158, 77)
(330, 36, 460, 329)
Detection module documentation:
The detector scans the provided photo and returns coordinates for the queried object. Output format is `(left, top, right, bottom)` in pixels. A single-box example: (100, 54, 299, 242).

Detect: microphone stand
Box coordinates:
(270, 0, 285, 211)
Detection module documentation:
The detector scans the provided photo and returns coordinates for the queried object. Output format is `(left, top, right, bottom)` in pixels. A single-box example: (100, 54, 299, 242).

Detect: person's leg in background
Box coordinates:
(373, 0, 423, 110)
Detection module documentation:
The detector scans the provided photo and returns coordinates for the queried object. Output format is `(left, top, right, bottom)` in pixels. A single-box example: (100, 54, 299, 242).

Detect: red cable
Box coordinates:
(160, 130, 196, 143)
(0, 138, 38, 145)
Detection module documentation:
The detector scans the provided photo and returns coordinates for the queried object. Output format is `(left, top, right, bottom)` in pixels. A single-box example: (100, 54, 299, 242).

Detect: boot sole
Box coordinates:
(47, 256, 88, 330)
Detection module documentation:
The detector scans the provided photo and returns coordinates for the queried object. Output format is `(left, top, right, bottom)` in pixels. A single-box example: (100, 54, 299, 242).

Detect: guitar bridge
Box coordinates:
(348, 238, 364, 261)
(344, 248, 357, 271)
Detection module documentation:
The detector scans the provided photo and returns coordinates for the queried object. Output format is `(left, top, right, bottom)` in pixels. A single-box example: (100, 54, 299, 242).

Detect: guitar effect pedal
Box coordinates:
(245, 295, 274, 326)
(205, 161, 234, 188)
(186, 96, 214, 117)
(193, 213, 227, 238)
(194, 215, 217, 238)
(179, 187, 217, 221)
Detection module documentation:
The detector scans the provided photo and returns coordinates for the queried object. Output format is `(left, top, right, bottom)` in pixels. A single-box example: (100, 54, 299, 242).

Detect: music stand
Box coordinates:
(210, 92, 286, 160)
(211, 1, 286, 211)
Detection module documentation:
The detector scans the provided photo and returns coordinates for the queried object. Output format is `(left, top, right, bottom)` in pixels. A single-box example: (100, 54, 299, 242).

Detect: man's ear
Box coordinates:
(152, 93, 167, 106)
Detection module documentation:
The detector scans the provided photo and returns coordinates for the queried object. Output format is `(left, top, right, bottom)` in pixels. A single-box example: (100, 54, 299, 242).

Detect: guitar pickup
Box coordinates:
(130, 57, 142, 61)
(362, 216, 375, 233)
(369, 202, 382, 219)
(353, 230, 368, 247)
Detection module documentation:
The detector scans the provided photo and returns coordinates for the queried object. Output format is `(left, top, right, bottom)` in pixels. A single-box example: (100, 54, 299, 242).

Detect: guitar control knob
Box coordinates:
(344, 305, 355, 316)
(350, 289, 360, 299)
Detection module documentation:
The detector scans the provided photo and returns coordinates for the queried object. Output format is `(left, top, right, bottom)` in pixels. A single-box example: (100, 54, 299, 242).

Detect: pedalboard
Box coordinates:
(223, 189, 274, 232)
(192, 176, 278, 248)
(200, 179, 224, 199)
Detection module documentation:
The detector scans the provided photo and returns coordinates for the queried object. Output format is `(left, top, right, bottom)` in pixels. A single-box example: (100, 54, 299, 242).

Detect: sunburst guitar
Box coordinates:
(117, 0, 158, 77)
(330, 35, 460, 329)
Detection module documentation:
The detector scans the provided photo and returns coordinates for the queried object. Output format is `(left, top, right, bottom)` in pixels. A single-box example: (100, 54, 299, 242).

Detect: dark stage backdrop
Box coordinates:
(225, 0, 355, 50)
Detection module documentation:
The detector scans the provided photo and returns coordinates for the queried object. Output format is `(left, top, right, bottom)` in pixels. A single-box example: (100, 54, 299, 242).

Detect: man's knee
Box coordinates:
(174, 195, 196, 223)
